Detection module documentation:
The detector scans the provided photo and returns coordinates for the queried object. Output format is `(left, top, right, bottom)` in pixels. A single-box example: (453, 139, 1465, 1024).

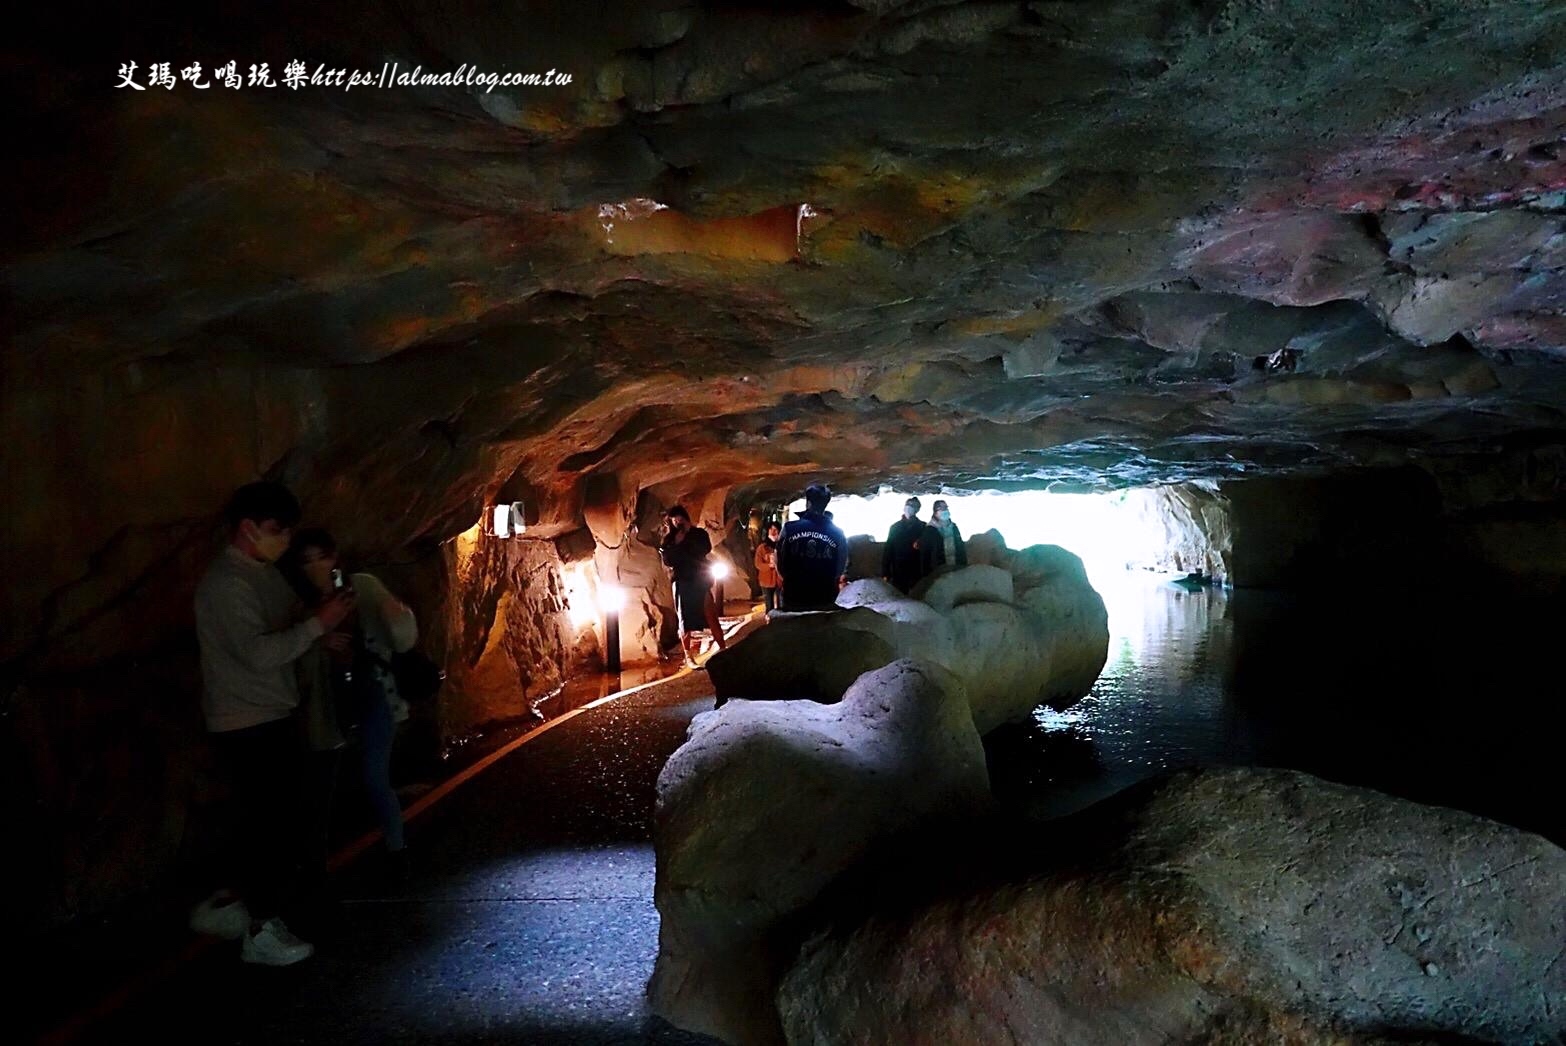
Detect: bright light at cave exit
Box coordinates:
(784, 488, 1170, 591)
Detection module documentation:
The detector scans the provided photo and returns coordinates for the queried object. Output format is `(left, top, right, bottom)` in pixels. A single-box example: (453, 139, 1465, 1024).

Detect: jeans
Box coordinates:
(359, 696, 405, 852)
(762, 587, 777, 613)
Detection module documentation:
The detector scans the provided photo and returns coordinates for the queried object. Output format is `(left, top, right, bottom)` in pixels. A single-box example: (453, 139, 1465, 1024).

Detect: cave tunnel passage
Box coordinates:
(26, 473, 1566, 1046)
(11, 0, 1566, 1040)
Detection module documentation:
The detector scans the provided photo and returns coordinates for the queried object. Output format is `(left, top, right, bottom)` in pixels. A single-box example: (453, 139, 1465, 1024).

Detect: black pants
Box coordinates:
(210, 717, 308, 923)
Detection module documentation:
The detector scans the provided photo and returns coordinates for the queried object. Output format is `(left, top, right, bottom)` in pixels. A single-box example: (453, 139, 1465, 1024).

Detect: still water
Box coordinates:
(985, 573, 1564, 845)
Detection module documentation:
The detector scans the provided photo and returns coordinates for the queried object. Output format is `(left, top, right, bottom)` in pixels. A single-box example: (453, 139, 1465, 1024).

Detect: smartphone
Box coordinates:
(331, 568, 345, 591)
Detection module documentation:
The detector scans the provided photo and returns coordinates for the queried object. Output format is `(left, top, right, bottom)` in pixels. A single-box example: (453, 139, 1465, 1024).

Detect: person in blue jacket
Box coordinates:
(776, 483, 849, 610)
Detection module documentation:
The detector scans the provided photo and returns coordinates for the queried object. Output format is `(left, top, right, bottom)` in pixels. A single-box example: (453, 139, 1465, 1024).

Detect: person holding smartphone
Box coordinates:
(282, 529, 418, 876)
(658, 505, 728, 668)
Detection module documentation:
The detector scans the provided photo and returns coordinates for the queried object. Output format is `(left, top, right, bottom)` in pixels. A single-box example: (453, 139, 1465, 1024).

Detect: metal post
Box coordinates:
(605, 605, 621, 675)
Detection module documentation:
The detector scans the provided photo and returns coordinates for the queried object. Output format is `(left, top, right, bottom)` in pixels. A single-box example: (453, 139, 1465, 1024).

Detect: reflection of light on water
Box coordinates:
(1033, 703, 1090, 732)
(991, 571, 1241, 821)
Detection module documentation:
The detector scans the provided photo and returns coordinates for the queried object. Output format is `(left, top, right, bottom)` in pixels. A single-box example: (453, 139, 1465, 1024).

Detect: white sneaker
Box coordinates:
(241, 918, 314, 966)
(188, 892, 250, 941)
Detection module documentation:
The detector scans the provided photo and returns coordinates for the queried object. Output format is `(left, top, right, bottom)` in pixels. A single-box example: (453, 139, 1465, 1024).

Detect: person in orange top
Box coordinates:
(753, 520, 781, 613)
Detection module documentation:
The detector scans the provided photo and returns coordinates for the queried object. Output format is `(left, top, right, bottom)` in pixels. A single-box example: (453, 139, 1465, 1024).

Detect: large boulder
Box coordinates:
(778, 768, 1566, 1045)
(706, 607, 897, 704)
(964, 527, 1013, 570)
(910, 562, 1014, 611)
(711, 551, 1108, 732)
(834, 577, 903, 608)
(649, 659, 991, 1045)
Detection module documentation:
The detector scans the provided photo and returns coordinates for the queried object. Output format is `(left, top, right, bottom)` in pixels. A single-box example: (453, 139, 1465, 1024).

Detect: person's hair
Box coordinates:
(290, 527, 337, 559)
(804, 483, 831, 509)
(278, 527, 337, 604)
(905, 497, 922, 510)
(932, 500, 949, 512)
(767, 520, 780, 532)
(666, 505, 691, 522)
(224, 481, 301, 531)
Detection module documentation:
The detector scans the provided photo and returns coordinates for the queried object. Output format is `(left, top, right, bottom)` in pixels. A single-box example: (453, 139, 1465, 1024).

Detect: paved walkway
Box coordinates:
(71, 669, 729, 1045)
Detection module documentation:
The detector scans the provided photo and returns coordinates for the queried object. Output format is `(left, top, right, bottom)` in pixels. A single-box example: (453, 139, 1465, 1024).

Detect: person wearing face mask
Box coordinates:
(880, 496, 926, 594)
(919, 499, 968, 577)
(190, 482, 355, 966)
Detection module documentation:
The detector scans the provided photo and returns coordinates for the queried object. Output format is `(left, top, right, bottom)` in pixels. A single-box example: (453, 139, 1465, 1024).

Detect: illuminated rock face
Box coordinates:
(777, 769, 1566, 1045)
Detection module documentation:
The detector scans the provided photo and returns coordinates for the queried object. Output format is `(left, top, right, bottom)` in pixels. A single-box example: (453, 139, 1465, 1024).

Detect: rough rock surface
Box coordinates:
(11, 2, 1566, 669)
(649, 659, 991, 1046)
(709, 553, 1108, 731)
(778, 767, 1566, 1046)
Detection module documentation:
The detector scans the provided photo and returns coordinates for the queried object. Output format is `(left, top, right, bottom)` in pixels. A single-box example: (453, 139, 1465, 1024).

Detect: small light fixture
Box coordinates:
(710, 560, 731, 582)
(491, 504, 512, 538)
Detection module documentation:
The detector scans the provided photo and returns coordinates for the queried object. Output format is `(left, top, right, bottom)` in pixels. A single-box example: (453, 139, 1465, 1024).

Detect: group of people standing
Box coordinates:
(658, 484, 854, 666)
(880, 496, 967, 593)
(658, 486, 964, 664)
(189, 482, 418, 966)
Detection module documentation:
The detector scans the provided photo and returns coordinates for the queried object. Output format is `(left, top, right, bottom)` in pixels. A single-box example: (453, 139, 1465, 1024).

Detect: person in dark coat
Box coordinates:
(658, 505, 727, 668)
(919, 499, 967, 576)
(881, 496, 926, 594)
(776, 483, 849, 610)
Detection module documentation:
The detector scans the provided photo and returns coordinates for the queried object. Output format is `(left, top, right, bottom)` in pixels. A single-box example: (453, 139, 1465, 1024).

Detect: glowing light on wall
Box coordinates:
(492, 504, 512, 538)
(710, 561, 730, 582)
(562, 563, 598, 630)
(598, 583, 626, 614)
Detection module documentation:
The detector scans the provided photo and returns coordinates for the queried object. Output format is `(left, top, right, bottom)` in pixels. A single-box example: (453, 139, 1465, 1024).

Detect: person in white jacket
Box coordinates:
(286, 528, 418, 859)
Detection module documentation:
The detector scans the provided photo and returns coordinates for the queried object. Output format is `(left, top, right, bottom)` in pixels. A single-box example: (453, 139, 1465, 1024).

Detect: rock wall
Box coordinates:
(778, 768, 1566, 1045)
(1178, 457, 1566, 595)
(1125, 483, 1233, 580)
(440, 528, 577, 736)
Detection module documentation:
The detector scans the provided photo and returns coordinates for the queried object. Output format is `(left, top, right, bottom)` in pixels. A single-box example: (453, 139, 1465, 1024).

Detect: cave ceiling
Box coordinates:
(7, 0, 1566, 557)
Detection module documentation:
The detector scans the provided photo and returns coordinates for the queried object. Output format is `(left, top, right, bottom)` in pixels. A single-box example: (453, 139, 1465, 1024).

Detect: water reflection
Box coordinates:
(987, 573, 1564, 844)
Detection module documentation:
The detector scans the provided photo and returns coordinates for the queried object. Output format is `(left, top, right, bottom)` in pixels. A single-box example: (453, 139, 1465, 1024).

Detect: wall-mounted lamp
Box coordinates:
(485, 501, 529, 539)
(491, 504, 512, 538)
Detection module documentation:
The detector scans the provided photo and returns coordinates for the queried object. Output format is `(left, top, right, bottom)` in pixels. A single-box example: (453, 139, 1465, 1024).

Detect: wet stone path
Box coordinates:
(83, 672, 726, 1046)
